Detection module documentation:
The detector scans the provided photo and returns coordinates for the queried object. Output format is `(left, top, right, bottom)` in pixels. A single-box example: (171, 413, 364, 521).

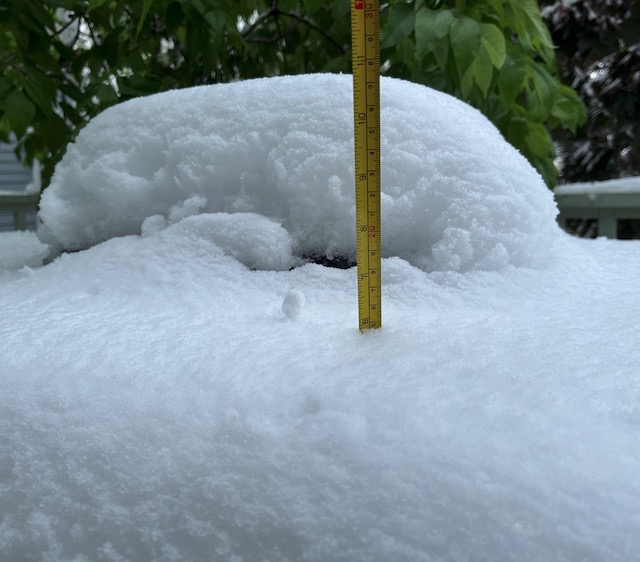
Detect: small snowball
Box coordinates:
(282, 289, 305, 320)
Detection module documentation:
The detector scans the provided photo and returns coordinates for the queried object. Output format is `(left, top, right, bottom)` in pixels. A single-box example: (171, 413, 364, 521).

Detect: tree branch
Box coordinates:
(240, 4, 346, 55)
(278, 10, 346, 54)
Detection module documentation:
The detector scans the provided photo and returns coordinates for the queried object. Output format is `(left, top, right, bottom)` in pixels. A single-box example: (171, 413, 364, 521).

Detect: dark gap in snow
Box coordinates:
(303, 254, 355, 269)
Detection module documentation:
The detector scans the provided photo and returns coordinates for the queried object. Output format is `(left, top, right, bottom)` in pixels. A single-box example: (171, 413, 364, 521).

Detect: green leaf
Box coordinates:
(414, 7, 453, 60)
(524, 120, 557, 185)
(3, 89, 36, 138)
(23, 68, 56, 114)
(507, 0, 555, 64)
(414, 7, 437, 59)
(484, 0, 504, 18)
(96, 83, 120, 105)
(60, 81, 84, 103)
(60, 100, 83, 127)
(190, 0, 207, 17)
(332, 0, 350, 19)
(136, 0, 154, 37)
(166, 1, 184, 34)
(0, 77, 12, 98)
(525, 122, 553, 157)
(526, 63, 558, 120)
(480, 23, 505, 69)
(450, 17, 482, 81)
(278, 0, 298, 12)
(21, 2, 55, 30)
(303, 0, 326, 16)
(550, 85, 587, 132)
(204, 11, 225, 33)
(433, 9, 454, 36)
(497, 54, 527, 109)
(461, 47, 493, 98)
(40, 113, 69, 150)
(504, 113, 529, 149)
(432, 37, 449, 70)
(381, 2, 415, 50)
(87, 0, 109, 13)
(537, 156, 557, 188)
(0, 114, 11, 140)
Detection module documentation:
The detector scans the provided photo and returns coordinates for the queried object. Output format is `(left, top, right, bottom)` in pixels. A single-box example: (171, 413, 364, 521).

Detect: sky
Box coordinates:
(1, 74, 639, 562)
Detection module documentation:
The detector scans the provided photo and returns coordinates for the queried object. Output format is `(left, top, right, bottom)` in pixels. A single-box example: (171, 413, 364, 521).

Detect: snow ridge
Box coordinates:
(38, 74, 559, 272)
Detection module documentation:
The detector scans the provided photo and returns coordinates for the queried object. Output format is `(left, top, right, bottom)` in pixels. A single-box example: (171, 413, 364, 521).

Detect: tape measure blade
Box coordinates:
(351, 0, 382, 331)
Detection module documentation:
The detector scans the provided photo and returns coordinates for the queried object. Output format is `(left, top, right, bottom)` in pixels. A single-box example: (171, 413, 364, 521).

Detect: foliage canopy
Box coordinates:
(0, 0, 585, 187)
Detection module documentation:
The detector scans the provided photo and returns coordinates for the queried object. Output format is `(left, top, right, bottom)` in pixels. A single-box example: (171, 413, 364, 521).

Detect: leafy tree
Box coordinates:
(379, 0, 586, 186)
(0, 0, 584, 188)
(0, 0, 353, 185)
(541, 0, 640, 182)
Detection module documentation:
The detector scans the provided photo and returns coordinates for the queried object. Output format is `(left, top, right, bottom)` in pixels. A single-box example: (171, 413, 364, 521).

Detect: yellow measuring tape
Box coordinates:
(351, 0, 382, 330)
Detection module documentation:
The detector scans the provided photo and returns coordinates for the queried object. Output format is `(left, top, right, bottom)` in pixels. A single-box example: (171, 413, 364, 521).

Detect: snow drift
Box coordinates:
(38, 74, 559, 272)
(3, 74, 638, 562)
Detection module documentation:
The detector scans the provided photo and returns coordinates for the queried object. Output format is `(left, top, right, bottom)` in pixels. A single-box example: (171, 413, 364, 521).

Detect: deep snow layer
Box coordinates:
(3, 73, 639, 561)
(38, 74, 558, 272)
(1, 225, 640, 561)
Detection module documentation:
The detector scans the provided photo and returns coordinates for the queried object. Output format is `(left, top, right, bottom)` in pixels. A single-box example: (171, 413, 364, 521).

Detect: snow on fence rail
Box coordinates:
(554, 176, 640, 239)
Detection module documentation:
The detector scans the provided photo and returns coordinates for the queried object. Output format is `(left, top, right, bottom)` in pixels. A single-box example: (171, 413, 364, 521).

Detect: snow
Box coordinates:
(0, 231, 48, 275)
(554, 176, 640, 195)
(38, 74, 557, 273)
(1, 74, 640, 561)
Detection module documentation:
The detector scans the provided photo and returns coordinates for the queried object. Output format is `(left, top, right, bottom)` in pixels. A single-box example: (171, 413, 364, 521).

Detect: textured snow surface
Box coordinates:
(2, 75, 639, 561)
(0, 231, 48, 274)
(2, 230, 640, 561)
(38, 74, 559, 272)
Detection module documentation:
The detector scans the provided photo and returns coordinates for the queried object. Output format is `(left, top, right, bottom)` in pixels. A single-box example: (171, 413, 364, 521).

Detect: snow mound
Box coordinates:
(0, 231, 49, 272)
(145, 210, 297, 271)
(38, 74, 559, 272)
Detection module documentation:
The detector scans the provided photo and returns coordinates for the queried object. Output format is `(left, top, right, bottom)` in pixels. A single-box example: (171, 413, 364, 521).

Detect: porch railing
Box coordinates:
(554, 177, 640, 239)
(0, 192, 40, 231)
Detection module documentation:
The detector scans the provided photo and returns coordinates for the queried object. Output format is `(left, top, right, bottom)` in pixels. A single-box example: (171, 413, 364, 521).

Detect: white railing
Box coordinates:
(554, 177, 640, 238)
(0, 191, 40, 231)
